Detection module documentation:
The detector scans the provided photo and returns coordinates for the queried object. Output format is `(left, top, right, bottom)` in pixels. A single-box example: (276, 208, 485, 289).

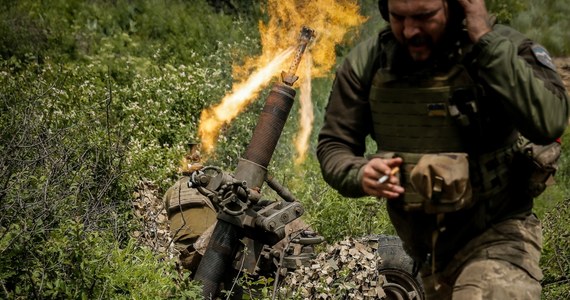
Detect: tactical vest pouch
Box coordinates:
(374, 152, 473, 213)
(409, 153, 473, 214)
(515, 136, 561, 197)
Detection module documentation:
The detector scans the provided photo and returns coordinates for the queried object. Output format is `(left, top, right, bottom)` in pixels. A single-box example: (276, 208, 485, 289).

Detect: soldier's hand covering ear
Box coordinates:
(361, 157, 405, 199)
(457, 0, 492, 43)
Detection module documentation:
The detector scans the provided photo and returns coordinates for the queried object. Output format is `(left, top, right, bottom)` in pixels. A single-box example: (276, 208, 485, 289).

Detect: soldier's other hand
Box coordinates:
(361, 157, 404, 199)
(457, 0, 492, 43)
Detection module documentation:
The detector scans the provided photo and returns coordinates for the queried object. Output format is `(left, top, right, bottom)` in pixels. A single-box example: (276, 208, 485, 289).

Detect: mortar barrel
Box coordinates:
(235, 82, 296, 188)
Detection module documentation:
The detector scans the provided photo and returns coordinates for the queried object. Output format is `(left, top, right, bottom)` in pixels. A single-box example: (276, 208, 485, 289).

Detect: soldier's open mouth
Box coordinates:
(409, 45, 427, 52)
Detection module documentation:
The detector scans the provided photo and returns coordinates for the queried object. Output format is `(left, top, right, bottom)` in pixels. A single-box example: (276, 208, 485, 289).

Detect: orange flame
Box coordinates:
(198, 48, 294, 153)
(234, 0, 366, 80)
(294, 54, 313, 165)
(198, 0, 366, 158)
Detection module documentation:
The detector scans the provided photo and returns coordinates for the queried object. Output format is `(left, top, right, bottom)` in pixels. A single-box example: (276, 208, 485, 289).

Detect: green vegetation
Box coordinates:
(509, 0, 570, 56)
(1, 0, 568, 299)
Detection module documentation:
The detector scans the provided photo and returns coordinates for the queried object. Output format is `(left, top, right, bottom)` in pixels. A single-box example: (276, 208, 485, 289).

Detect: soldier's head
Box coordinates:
(379, 0, 464, 62)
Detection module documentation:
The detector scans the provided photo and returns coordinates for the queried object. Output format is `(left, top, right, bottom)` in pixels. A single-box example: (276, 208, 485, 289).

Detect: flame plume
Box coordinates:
(198, 48, 294, 153)
(198, 0, 366, 160)
(295, 54, 314, 165)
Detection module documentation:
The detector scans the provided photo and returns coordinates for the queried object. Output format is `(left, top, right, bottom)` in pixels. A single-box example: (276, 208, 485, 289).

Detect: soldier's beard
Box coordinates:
(405, 35, 433, 61)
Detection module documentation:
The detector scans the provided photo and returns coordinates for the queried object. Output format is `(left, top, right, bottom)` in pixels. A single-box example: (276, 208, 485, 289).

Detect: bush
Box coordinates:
(486, 0, 526, 24)
(508, 0, 570, 56)
(540, 199, 570, 299)
(0, 219, 202, 299)
(0, 0, 261, 297)
(535, 129, 570, 299)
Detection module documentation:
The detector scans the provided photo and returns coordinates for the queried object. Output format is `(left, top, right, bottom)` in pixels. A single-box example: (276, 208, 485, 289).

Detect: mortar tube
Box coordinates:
(194, 220, 241, 298)
(195, 82, 296, 298)
(235, 82, 296, 188)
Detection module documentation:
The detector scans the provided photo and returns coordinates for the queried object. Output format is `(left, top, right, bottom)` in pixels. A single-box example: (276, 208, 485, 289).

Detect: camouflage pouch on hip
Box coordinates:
(516, 136, 561, 198)
(409, 153, 473, 214)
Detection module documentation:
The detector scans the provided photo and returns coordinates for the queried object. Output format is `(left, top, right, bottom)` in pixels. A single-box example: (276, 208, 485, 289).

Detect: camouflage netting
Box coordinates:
(277, 237, 391, 299)
(132, 180, 177, 259)
(130, 180, 404, 299)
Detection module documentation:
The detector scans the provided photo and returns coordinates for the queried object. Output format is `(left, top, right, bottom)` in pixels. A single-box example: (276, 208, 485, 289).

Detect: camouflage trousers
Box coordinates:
(420, 213, 543, 300)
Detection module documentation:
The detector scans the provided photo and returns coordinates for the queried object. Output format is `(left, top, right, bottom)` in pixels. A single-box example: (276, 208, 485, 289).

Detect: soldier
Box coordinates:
(317, 0, 569, 299)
